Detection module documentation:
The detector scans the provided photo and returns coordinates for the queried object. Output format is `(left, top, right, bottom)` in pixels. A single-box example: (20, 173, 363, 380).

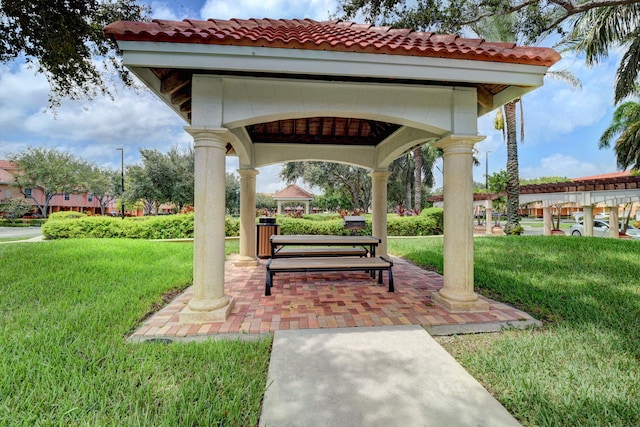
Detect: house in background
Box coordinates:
(0, 160, 105, 216)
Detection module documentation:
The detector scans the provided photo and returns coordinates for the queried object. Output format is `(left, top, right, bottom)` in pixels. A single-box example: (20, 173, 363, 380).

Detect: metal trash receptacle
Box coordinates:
(256, 217, 279, 258)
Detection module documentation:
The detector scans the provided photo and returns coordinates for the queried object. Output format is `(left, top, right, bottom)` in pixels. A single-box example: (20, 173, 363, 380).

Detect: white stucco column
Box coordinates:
(608, 205, 620, 238)
(305, 201, 310, 214)
(542, 205, 553, 236)
(179, 127, 234, 323)
(236, 168, 259, 266)
(370, 170, 391, 257)
(583, 206, 594, 237)
(432, 136, 488, 312)
(484, 200, 492, 235)
(277, 201, 282, 215)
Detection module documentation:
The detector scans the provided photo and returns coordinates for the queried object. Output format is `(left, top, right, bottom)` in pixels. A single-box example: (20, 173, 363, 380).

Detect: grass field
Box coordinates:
(389, 235, 640, 426)
(0, 239, 270, 426)
(2, 235, 639, 425)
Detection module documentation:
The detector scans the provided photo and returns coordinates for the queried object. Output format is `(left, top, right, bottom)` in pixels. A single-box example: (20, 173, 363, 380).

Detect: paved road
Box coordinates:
(0, 227, 43, 240)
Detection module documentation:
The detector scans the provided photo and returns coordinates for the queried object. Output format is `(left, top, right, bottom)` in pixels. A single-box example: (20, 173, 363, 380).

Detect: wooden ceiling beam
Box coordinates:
(476, 85, 494, 110)
(171, 83, 191, 106)
(161, 70, 191, 95)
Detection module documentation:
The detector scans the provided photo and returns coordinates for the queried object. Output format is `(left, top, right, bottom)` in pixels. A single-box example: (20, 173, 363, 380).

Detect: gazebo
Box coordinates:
(105, 18, 559, 322)
(272, 184, 314, 215)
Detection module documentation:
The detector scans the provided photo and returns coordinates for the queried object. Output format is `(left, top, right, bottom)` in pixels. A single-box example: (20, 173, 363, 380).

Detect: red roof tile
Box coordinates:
(105, 18, 560, 67)
(573, 171, 632, 181)
(272, 184, 314, 200)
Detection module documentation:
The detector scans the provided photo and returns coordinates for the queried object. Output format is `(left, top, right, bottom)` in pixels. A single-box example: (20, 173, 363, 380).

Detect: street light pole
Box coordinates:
(117, 148, 125, 219)
(485, 150, 492, 190)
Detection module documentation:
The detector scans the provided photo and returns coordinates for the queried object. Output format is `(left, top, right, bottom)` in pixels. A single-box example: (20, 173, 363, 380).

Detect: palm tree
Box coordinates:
(599, 99, 640, 170)
(480, 17, 581, 234)
(413, 145, 439, 212)
(565, 5, 640, 103)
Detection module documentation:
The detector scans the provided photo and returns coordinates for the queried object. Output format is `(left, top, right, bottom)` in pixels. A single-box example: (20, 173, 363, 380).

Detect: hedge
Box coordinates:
(0, 219, 46, 227)
(277, 209, 442, 237)
(41, 210, 444, 239)
(42, 214, 241, 240)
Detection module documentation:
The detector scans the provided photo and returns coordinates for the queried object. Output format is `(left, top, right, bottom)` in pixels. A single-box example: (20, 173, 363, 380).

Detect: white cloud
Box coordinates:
(0, 63, 190, 170)
(523, 53, 619, 144)
(520, 153, 615, 180)
(200, 0, 338, 20)
(0, 63, 50, 131)
(150, 1, 190, 20)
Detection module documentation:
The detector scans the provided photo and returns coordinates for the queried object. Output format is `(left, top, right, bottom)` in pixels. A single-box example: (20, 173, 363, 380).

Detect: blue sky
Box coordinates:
(0, 0, 623, 192)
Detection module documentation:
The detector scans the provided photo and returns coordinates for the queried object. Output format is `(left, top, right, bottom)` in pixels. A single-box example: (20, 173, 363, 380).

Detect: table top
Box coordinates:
(270, 235, 380, 245)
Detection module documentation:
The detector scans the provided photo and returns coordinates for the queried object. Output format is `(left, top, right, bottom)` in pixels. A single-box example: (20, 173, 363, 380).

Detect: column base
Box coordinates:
(432, 291, 489, 313)
(179, 297, 234, 324)
(233, 256, 260, 267)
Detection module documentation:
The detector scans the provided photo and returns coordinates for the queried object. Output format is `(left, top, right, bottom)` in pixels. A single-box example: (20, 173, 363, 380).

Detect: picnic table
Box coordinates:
(265, 235, 393, 296)
(270, 234, 380, 258)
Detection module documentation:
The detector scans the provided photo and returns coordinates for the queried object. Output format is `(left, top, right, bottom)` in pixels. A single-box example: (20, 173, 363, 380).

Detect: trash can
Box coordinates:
(256, 217, 279, 258)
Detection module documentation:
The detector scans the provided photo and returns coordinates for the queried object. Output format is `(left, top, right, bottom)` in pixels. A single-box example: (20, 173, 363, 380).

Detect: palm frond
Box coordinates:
(546, 69, 582, 90)
(614, 29, 640, 103)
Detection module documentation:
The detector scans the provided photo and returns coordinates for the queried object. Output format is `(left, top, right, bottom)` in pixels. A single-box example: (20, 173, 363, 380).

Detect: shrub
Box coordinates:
(41, 211, 444, 239)
(301, 213, 341, 221)
(42, 213, 242, 240)
(276, 214, 441, 237)
(47, 211, 87, 221)
(420, 207, 443, 233)
(225, 217, 240, 237)
(0, 218, 46, 227)
(277, 217, 365, 235)
(387, 215, 439, 236)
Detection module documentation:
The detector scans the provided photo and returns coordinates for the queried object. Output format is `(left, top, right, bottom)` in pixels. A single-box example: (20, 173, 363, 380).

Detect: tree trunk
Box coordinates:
(413, 147, 422, 212)
(404, 154, 412, 209)
(504, 101, 520, 234)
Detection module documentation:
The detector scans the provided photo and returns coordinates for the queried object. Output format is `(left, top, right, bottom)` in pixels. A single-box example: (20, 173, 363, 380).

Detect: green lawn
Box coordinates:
(520, 219, 572, 229)
(3, 236, 639, 426)
(388, 235, 640, 426)
(0, 239, 270, 426)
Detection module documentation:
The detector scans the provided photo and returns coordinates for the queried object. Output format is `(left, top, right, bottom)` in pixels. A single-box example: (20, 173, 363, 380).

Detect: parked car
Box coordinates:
(569, 220, 640, 239)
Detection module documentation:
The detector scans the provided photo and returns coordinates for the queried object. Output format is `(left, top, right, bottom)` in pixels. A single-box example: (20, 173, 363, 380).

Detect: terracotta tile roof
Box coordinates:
(105, 18, 559, 67)
(0, 161, 17, 183)
(573, 171, 632, 181)
(0, 160, 17, 169)
(272, 184, 314, 200)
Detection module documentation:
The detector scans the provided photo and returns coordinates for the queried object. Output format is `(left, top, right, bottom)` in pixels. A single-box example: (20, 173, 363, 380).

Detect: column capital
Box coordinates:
(432, 134, 485, 152)
(184, 126, 234, 149)
(369, 170, 391, 180)
(237, 168, 259, 178)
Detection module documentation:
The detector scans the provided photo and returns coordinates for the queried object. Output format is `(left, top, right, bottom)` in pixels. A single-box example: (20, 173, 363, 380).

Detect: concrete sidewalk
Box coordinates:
(260, 325, 521, 427)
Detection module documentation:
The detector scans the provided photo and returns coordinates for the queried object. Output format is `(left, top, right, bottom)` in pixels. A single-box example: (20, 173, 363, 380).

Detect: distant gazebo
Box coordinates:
(273, 184, 314, 215)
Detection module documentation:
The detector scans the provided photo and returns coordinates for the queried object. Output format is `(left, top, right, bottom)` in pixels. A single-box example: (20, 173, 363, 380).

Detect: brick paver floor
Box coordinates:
(130, 255, 539, 341)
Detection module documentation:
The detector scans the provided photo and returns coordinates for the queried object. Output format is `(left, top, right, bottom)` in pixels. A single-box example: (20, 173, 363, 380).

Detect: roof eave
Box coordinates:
(118, 41, 551, 86)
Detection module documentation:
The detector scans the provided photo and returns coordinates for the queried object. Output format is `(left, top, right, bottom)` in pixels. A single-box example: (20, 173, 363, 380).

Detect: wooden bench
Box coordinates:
(265, 256, 394, 296)
(272, 247, 368, 258)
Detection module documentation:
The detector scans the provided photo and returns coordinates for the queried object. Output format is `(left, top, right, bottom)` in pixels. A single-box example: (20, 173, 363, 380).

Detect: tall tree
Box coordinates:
(564, 4, 640, 103)
(85, 165, 119, 215)
(8, 147, 91, 217)
(280, 162, 372, 210)
(387, 145, 439, 211)
(225, 173, 240, 215)
(167, 145, 194, 210)
(340, 0, 636, 101)
(599, 99, 640, 170)
(0, 0, 149, 107)
(125, 163, 158, 215)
